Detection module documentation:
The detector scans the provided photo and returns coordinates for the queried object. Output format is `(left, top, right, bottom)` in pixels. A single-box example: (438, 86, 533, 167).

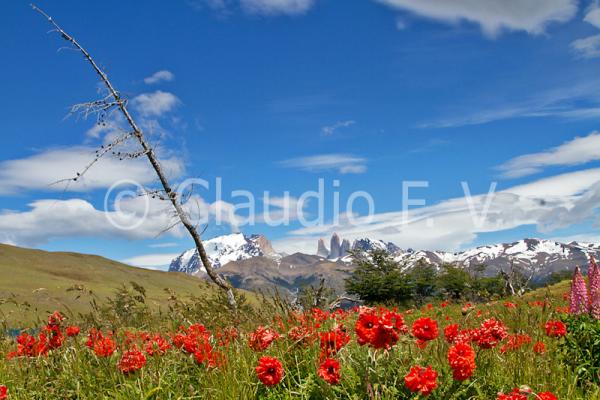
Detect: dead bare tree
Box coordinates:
(500, 261, 534, 297)
(31, 5, 237, 309)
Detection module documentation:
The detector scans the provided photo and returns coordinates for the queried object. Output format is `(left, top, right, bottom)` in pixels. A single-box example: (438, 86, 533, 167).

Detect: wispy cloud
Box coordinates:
(571, 34, 600, 58)
(144, 70, 175, 85)
(497, 131, 600, 178)
(148, 242, 180, 248)
(321, 120, 355, 136)
(409, 138, 449, 154)
(374, 0, 577, 37)
(132, 91, 180, 117)
(240, 0, 315, 15)
(420, 80, 600, 128)
(279, 154, 367, 174)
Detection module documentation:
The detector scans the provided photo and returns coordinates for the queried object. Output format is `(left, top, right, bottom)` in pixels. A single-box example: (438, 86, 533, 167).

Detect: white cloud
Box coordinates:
(374, 0, 577, 37)
(321, 120, 355, 136)
(143, 70, 175, 85)
(0, 147, 184, 194)
(0, 193, 241, 247)
(571, 34, 600, 58)
(132, 91, 180, 117)
(274, 168, 600, 254)
(240, 0, 314, 15)
(497, 132, 600, 178)
(584, 2, 600, 28)
(122, 253, 180, 270)
(279, 154, 367, 174)
(0, 198, 173, 247)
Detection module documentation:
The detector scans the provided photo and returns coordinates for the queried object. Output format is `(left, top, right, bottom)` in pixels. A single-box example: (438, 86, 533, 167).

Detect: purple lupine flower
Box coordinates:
(589, 256, 600, 319)
(569, 265, 590, 315)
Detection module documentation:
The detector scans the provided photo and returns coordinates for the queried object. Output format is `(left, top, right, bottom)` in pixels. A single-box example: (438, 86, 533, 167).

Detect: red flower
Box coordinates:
(118, 348, 147, 374)
(500, 334, 531, 354)
(412, 317, 439, 342)
(444, 324, 459, 344)
(355, 308, 405, 350)
(248, 326, 280, 352)
(317, 358, 341, 385)
(537, 392, 558, 400)
(256, 356, 284, 386)
(496, 388, 528, 400)
(0, 385, 6, 400)
(47, 311, 65, 326)
(319, 327, 351, 358)
(93, 335, 116, 357)
(447, 342, 476, 381)
(66, 326, 80, 337)
(545, 320, 567, 338)
(533, 341, 546, 354)
(355, 311, 379, 345)
(404, 365, 438, 396)
(145, 334, 172, 356)
(473, 318, 508, 349)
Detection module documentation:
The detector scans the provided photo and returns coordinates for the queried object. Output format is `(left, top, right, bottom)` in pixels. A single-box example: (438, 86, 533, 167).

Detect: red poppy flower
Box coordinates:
(545, 320, 567, 338)
(412, 317, 439, 342)
(145, 334, 172, 356)
(473, 318, 508, 349)
(248, 326, 280, 352)
(317, 358, 341, 385)
(118, 348, 147, 374)
(256, 356, 284, 386)
(93, 335, 116, 357)
(47, 311, 65, 326)
(447, 342, 476, 381)
(496, 388, 528, 400)
(319, 327, 351, 358)
(0, 385, 6, 400)
(355, 312, 379, 345)
(444, 324, 459, 343)
(66, 326, 80, 337)
(404, 365, 438, 396)
(533, 341, 546, 354)
(499, 334, 531, 354)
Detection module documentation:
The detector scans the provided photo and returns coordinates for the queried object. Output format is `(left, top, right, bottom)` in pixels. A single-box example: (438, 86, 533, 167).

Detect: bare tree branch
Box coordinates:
(32, 4, 238, 310)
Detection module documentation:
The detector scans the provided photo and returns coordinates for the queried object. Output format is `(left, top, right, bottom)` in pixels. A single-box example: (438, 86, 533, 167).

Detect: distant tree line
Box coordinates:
(344, 249, 517, 306)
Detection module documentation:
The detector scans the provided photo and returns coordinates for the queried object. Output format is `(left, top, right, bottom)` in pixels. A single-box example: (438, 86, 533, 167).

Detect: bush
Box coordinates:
(560, 314, 600, 386)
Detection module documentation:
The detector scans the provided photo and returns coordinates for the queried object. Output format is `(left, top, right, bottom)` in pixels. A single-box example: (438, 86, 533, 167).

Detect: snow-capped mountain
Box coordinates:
(168, 233, 278, 274)
(318, 234, 401, 260)
(168, 232, 600, 294)
(394, 238, 600, 280)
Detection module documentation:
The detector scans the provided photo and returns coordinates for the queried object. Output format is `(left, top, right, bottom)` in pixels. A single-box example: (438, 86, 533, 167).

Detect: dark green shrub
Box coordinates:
(561, 315, 600, 386)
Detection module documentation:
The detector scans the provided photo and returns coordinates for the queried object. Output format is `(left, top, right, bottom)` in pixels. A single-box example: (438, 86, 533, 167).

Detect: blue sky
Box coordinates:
(2, 0, 600, 269)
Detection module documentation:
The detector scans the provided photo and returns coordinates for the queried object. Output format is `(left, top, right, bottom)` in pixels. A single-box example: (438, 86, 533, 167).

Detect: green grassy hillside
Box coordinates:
(0, 244, 224, 325)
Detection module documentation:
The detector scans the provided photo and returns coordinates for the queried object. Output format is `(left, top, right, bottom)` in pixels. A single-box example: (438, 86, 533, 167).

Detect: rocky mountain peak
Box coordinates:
(317, 238, 329, 258)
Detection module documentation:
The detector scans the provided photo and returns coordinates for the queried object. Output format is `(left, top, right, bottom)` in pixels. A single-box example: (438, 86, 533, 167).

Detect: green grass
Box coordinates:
(0, 243, 245, 326)
(0, 278, 598, 399)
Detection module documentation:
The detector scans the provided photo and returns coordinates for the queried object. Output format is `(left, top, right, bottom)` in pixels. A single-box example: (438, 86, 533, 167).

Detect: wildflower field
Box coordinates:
(0, 266, 599, 400)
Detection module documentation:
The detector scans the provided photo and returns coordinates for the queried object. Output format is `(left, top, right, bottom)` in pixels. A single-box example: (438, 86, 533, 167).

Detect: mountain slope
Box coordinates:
(0, 243, 221, 324)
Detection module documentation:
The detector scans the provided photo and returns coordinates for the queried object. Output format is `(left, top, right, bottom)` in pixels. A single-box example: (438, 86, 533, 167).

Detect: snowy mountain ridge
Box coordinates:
(168, 233, 278, 274)
(169, 233, 600, 284)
